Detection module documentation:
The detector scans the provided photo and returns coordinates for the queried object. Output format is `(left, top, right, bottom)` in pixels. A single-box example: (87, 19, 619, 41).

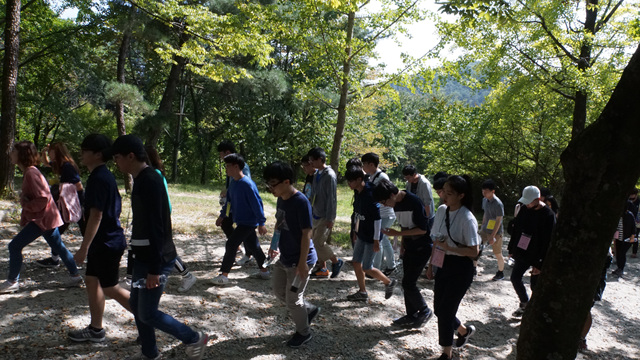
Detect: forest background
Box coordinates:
(1, 1, 640, 359)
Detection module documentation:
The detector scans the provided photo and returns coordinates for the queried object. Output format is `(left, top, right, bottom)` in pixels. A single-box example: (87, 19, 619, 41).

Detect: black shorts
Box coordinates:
(86, 248, 124, 288)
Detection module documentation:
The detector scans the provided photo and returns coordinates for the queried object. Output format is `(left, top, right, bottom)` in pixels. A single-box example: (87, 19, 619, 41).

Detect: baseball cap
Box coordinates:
(518, 185, 541, 205)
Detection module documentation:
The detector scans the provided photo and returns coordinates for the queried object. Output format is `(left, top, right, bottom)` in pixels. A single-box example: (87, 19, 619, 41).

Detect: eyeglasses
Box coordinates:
(266, 180, 283, 191)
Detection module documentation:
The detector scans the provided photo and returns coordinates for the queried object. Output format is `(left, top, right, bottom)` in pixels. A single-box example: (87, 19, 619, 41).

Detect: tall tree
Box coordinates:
(0, 0, 21, 196)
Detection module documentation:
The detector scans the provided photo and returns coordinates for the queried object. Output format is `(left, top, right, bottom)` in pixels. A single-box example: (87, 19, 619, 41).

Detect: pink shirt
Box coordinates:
(20, 166, 63, 231)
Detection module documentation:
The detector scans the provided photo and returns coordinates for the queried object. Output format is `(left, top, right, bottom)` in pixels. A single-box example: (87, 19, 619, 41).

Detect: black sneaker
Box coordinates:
(330, 259, 344, 279)
(384, 279, 397, 299)
(455, 324, 475, 347)
(413, 307, 434, 328)
(492, 271, 504, 281)
(392, 314, 416, 328)
(346, 291, 368, 302)
(68, 325, 106, 342)
(286, 332, 312, 348)
(512, 302, 527, 317)
(437, 354, 451, 360)
(308, 306, 320, 325)
(36, 257, 60, 268)
(382, 267, 396, 276)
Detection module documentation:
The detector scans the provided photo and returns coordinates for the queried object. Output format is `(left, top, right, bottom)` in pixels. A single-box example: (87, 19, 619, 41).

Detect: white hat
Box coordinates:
(518, 186, 540, 205)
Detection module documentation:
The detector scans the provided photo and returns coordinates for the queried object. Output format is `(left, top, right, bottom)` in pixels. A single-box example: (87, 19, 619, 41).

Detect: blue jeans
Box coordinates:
(8, 222, 78, 282)
(130, 258, 198, 358)
(373, 218, 396, 270)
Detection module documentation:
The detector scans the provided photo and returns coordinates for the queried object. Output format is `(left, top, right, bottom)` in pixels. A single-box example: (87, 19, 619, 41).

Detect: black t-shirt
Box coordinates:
(131, 167, 177, 274)
(353, 182, 381, 243)
(393, 192, 432, 251)
(84, 164, 126, 254)
(276, 191, 317, 267)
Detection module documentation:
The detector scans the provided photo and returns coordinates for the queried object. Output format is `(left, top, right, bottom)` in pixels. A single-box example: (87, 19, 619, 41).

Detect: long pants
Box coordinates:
(220, 225, 266, 273)
(311, 218, 334, 263)
(8, 222, 78, 282)
(130, 259, 198, 358)
(373, 218, 397, 270)
(221, 215, 252, 257)
(615, 240, 632, 271)
(510, 258, 534, 304)
(272, 261, 315, 336)
(127, 251, 188, 277)
(434, 255, 474, 347)
(402, 244, 432, 316)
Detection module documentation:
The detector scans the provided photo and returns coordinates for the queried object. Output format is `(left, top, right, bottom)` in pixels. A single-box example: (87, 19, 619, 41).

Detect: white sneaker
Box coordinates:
(66, 275, 84, 287)
(178, 273, 197, 293)
(251, 271, 271, 280)
(236, 255, 253, 266)
(185, 332, 209, 360)
(211, 275, 229, 286)
(0, 280, 19, 294)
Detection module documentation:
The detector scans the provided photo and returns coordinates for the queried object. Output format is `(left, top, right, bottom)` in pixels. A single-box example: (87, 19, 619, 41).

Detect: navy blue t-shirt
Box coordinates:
(59, 162, 81, 184)
(84, 164, 126, 254)
(393, 192, 432, 251)
(353, 182, 381, 243)
(275, 191, 317, 267)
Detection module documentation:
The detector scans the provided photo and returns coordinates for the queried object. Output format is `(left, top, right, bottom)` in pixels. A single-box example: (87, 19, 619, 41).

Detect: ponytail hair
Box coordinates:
(446, 175, 474, 211)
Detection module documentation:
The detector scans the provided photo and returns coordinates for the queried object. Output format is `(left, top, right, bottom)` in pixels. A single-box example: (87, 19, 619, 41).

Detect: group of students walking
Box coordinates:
(2, 136, 626, 359)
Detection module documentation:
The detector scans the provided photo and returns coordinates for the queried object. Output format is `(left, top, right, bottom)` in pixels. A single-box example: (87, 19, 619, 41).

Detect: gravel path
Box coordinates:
(1, 218, 638, 360)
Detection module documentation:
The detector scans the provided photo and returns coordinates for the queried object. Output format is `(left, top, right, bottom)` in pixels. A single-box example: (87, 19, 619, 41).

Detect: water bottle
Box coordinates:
(290, 274, 304, 293)
(132, 274, 168, 289)
(262, 254, 280, 269)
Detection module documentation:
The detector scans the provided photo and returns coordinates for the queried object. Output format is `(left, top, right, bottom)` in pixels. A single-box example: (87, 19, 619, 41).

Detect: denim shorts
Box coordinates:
(352, 237, 376, 270)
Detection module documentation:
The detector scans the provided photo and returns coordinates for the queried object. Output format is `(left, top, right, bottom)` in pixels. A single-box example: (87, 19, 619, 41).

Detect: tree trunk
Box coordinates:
(517, 42, 640, 360)
(570, 0, 597, 139)
(146, 31, 188, 148)
(0, 0, 21, 196)
(329, 10, 355, 169)
(116, 31, 133, 192)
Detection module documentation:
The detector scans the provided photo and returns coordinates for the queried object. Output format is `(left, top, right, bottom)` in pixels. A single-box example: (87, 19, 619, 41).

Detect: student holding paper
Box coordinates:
(507, 185, 556, 318)
(479, 179, 505, 281)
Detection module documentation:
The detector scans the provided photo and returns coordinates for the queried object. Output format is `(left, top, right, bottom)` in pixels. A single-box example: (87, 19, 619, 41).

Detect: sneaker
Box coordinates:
(236, 255, 253, 266)
(330, 259, 344, 278)
(384, 278, 397, 299)
(286, 332, 312, 348)
(346, 291, 368, 302)
(455, 324, 475, 347)
(308, 306, 320, 325)
(512, 303, 527, 317)
(310, 268, 329, 278)
(0, 280, 19, 294)
(211, 274, 229, 286)
(392, 314, 416, 328)
(437, 354, 451, 360)
(66, 275, 84, 287)
(612, 268, 624, 277)
(413, 307, 434, 328)
(36, 257, 61, 268)
(492, 270, 504, 281)
(185, 332, 208, 360)
(632, 253, 638, 258)
(68, 325, 106, 342)
(251, 271, 271, 280)
(178, 273, 197, 293)
(382, 267, 396, 276)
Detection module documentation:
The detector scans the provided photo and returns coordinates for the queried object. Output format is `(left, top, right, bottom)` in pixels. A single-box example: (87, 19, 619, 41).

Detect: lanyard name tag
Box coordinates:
(487, 219, 496, 230)
(518, 233, 532, 250)
(431, 247, 445, 268)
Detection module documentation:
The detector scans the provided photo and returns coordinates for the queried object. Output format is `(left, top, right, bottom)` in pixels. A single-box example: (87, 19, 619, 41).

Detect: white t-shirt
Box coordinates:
(431, 206, 480, 256)
(370, 170, 396, 220)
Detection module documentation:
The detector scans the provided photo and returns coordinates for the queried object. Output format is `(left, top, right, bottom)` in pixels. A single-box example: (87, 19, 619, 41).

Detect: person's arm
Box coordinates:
(296, 228, 312, 279)
(382, 227, 426, 237)
(21, 169, 49, 214)
(74, 208, 101, 264)
(326, 173, 338, 228)
(247, 182, 267, 234)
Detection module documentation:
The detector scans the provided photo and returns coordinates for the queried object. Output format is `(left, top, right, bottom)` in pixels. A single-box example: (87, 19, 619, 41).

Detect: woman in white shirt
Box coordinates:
(426, 175, 480, 360)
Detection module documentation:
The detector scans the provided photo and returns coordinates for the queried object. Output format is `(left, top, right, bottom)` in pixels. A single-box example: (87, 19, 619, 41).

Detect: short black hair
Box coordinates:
(481, 179, 496, 191)
(344, 166, 365, 182)
(373, 179, 399, 202)
(111, 134, 147, 162)
(346, 157, 362, 168)
(301, 154, 310, 164)
(540, 187, 552, 198)
(433, 171, 448, 190)
(81, 134, 112, 161)
(223, 153, 245, 169)
(307, 147, 326, 162)
(402, 165, 417, 176)
(361, 152, 379, 167)
(217, 140, 236, 153)
(264, 161, 294, 184)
